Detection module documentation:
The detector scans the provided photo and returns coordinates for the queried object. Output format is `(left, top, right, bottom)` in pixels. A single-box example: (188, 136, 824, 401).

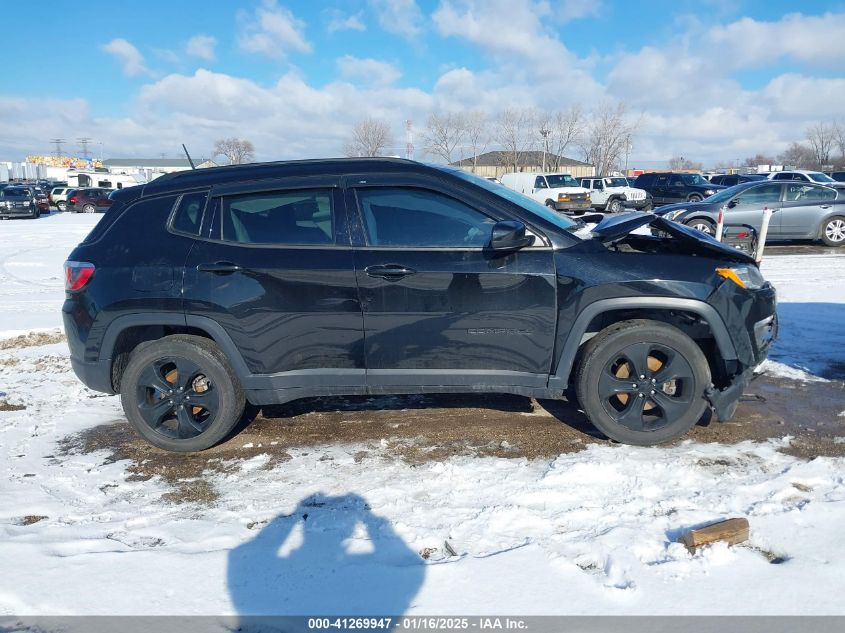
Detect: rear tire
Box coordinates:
(575, 320, 711, 445)
(57, 201, 67, 212)
(821, 216, 845, 247)
(688, 193, 703, 202)
(120, 335, 246, 452)
(82, 204, 95, 213)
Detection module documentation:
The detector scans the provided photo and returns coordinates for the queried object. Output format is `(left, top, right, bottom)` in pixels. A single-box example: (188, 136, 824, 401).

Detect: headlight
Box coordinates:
(705, 189, 715, 195)
(667, 209, 687, 220)
(716, 265, 764, 290)
(558, 194, 570, 202)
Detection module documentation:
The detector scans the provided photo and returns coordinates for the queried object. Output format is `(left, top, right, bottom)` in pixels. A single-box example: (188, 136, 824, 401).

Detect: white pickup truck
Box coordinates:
(500, 172, 592, 214)
(579, 176, 651, 213)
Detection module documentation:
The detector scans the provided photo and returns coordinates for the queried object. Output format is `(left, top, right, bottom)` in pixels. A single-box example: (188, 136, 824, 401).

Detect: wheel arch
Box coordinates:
(100, 313, 251, 392)
(549, 297, 738, 390)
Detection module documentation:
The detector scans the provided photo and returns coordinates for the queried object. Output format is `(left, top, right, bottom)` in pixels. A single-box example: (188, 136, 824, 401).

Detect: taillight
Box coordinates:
(69, 196, 78, 203)
(64, 261, 95, 291)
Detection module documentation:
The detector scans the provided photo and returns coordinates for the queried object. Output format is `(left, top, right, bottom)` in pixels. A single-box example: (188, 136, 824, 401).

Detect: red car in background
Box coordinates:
(67, 188, 114, 213)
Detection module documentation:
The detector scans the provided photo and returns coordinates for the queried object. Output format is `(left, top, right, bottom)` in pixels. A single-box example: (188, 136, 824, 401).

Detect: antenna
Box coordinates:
(50, 138, 65, 158)
(405, 119, 414, 160)
(182, 144, 197, 170)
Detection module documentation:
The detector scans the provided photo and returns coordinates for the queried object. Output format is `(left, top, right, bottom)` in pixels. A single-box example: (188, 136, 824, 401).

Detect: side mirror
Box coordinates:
(490, 220, 535, 251)
(727, 199, 739, 208)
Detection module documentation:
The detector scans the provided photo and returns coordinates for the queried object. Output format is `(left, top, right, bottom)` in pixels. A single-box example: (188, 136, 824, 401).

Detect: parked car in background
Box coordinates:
(0, 186, 41, 219)
(62, 158, 777, 452)
(825, 171, 845, 182)
(709, 174, 767, 187)
(634, 172, 725, 206)
(50, 187, 72, 211)
(656, 180, 845, 247)
(500, 172, 591, 213)
(579, 176, 651, 212)
(67, 188, 114, 213)
(768, 170, 845, 189)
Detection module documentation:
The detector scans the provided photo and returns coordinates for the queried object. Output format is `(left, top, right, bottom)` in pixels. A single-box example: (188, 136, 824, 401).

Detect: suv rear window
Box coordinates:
(219, 189, 334, 245)
(170, 191, 208, 236)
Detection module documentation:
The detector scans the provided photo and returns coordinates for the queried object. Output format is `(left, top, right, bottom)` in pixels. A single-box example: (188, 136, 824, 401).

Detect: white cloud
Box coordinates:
(186, 35, 217, 62)
(325, 9, 366, 33)
(238, 0, 311, 60)
(369, 0, 424, 39)
(337, 56, 401, 87)
(707, 12, 845, 68)
(101, 38, 148, 77)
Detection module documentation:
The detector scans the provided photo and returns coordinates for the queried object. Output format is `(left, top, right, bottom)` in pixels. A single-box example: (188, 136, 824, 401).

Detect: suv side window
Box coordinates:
(356, 187, 496, 248)
(534, 176, 547, 189)
(773, 173, 788, 181)
(171, 191, 208, 236)
(668, 174, 684, 186)
(655, 174, 669, 187)
(594, 180, 604, 190)
(635, 174, 652, 187)
(219, 189, 333, 245)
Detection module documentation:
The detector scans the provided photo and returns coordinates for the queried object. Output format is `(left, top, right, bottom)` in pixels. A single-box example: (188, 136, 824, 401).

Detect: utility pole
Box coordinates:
(50, 138, 65, 159)
(78, 137, 92, 161)
(539, 126, 551, 172)
(405, 119, 414, 161)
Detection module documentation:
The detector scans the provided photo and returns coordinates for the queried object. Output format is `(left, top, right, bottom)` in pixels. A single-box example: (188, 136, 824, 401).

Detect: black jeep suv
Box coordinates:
(62, 159, 777, 452)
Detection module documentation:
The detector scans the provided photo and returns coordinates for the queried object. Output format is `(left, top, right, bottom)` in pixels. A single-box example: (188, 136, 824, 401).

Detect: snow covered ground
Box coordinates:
(1, 213, 844, 618)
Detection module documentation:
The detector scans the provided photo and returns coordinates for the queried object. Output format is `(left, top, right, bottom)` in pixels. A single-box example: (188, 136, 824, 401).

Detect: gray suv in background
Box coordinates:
(655, 180, 845, 246)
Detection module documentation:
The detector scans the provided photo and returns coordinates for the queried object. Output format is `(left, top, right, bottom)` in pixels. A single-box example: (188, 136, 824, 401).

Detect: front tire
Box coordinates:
(821, 216, 845, 247)
(575, 320, 711, 445)
(685, 218, 715, 235)
(607, 198, 623, 213)
(120, 335, 246, 452)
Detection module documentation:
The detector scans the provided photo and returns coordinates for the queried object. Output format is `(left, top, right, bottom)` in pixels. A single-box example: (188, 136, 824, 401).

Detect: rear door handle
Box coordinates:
(196, 261, 242, 274)
(364, 264, 416, 280)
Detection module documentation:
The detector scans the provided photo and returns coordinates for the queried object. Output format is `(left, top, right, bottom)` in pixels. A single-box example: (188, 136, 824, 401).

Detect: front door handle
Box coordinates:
(197, 261, 242, 274)
(364, 264, 416, 280)
(820, 205, 832, 209)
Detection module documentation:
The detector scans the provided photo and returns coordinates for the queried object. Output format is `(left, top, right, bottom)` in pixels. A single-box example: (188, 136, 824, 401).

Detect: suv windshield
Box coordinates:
(807, 172, 836, 183)
(1, 188, 28, 197)
(546, 174, 579, 188)
(606, 178, 628, 187)
(680, 174, 709, 186)
(441, 167, 578, 231)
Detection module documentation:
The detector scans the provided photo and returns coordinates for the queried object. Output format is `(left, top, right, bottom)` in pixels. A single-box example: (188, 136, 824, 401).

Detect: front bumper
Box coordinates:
(554, 200, 592, 212)
(623, 198, 650, 209)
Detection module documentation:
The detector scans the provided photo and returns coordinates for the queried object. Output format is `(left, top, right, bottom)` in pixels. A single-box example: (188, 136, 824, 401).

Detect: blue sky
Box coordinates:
(1, 0, 843, 166)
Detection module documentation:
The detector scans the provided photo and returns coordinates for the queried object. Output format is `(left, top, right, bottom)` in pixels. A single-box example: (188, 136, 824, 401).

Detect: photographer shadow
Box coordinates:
(228, 492, 424, 630)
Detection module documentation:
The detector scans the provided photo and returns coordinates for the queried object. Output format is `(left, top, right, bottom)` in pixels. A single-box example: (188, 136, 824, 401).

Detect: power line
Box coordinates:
(78, 137, 93, 160)
(50, 138, 65, 158)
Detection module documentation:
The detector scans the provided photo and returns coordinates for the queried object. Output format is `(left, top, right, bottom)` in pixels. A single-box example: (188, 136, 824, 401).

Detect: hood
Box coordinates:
(588, 211, 757, 264)
(550, 186, 590, 194)
(653, 201, 711, 216)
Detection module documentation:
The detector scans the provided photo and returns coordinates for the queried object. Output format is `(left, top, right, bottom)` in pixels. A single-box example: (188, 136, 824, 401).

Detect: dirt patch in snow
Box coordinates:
(55, 374, 845, 506)
(0, 330, 65, 350)
(0, 400, 26, 411)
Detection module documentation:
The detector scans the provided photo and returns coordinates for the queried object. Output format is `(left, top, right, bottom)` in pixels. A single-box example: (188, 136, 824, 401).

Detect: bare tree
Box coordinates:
(778, 141, 815, 169)
(213, 137, 255, 165)
(494, 108, 534, 173)
(344, 118, 394, 157)
(579, 102, 640, 177)
(549, 105, 583, 170)
(744, 153, 776, 168)
(464, 110, 489, 173)
(668, 156, 702, 171)
(834, 120, 845, 166)
(806, 122, 835, 168)
(422, 112, 466, 164)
